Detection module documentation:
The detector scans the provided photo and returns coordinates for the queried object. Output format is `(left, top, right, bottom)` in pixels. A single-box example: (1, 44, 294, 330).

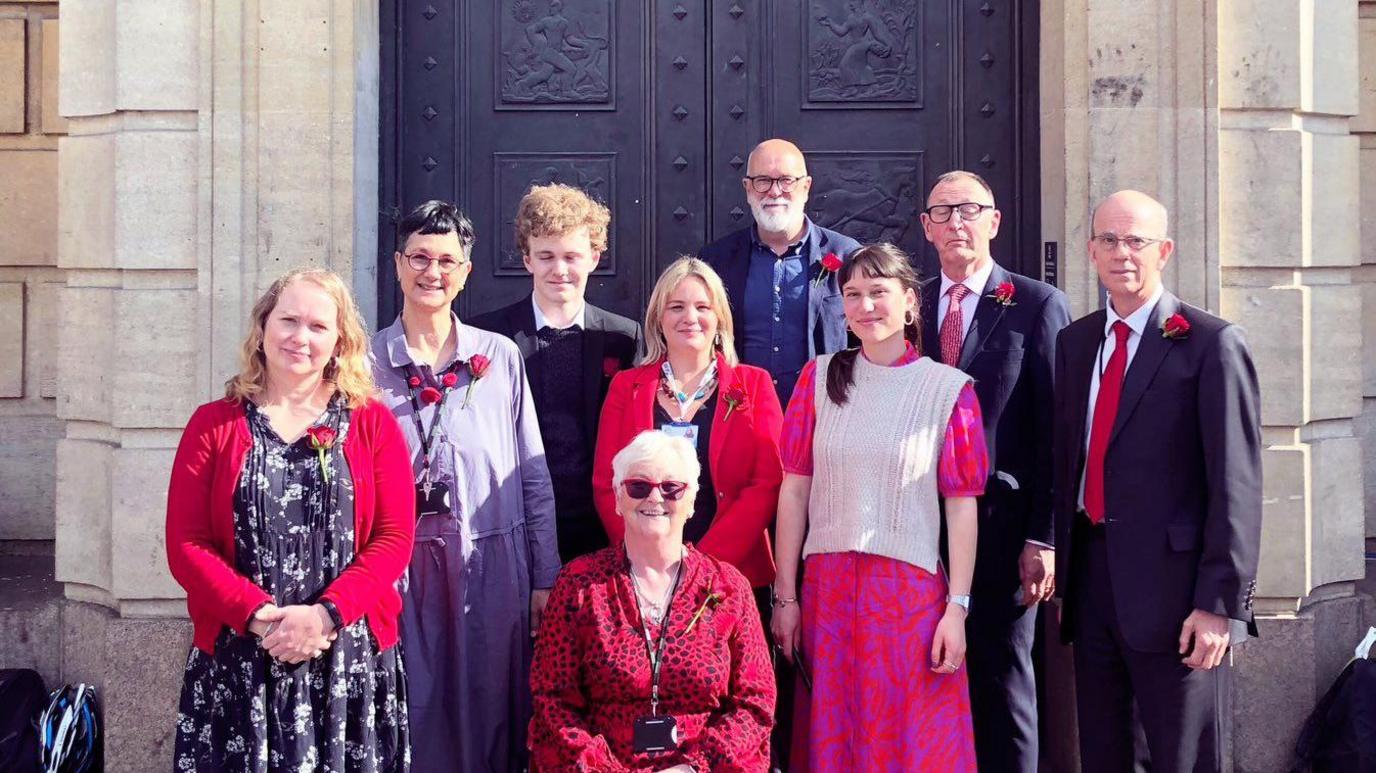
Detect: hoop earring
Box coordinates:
(904, 309, 916, 326)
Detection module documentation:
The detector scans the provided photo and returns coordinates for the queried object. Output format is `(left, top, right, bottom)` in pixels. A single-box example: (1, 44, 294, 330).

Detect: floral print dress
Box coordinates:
(174, 398, 410, 773)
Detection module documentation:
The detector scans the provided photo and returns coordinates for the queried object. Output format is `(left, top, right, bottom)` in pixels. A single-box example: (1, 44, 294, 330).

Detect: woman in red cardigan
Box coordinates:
(593, 257, 784, 591)
(165, 268, 415, 772)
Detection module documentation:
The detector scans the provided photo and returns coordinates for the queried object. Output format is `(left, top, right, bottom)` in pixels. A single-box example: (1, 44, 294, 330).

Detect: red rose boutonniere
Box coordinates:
(442, 371, 459, 388)
(463, 354, 492, 408)
(1162, 313, 1191, 340)
(684, 583, 727, 636)
(407, 375, 422, 388)
(305, 425, 337, 483)
(990, 281, 1016, 307)
(722, 384, 748, 421)
(812, 252, 843, 288)
(603, 356, 622, 379)
(419, 386, 443, 405)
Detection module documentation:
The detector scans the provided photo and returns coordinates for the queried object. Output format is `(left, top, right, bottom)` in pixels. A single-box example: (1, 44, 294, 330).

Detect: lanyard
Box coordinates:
(629, 552, 685, 716)
(404, 363, 459, 486)
(660, 359, 718, 422)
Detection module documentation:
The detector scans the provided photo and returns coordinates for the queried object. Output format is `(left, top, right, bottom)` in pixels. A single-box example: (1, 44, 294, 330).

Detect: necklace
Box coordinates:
(629, 557, 682, 626)
(660, 359, 718, 421)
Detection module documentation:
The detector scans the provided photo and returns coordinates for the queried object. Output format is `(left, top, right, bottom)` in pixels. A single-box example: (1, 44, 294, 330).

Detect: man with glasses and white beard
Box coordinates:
(700, 139, 860, 407)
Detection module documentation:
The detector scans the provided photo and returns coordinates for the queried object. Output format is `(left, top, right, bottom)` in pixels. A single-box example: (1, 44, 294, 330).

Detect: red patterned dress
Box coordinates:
(528, 545, 775, 772)
(779, 343, 988, 772)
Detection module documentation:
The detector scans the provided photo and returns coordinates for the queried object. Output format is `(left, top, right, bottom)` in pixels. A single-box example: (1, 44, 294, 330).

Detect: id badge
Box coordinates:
(660, 421, 698, 449)
(631, 714, 679, 754)
(416, 479, 452, 517)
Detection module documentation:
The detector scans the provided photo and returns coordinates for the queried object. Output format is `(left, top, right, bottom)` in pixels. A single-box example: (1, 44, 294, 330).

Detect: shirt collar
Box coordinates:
(1104, 284, 1165, 339)
(859, 340, 921, 367)
(749, 216, 816, 258)
(532, 294, 585, 331)
(383, 311, 471, 371)
(938, 259, 996, 300)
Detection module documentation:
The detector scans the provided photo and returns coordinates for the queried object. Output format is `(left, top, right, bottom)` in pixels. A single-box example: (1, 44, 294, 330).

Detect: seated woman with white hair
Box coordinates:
(529, 430, 776, 772)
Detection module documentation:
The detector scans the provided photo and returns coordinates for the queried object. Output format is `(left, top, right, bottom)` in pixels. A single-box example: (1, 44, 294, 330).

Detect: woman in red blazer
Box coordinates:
(593, 257, 784, 588)
(165, 268, 415, 772)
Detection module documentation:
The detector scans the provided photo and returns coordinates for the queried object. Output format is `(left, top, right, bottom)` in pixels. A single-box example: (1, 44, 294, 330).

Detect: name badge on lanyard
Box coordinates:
(660, 421, 698, 449)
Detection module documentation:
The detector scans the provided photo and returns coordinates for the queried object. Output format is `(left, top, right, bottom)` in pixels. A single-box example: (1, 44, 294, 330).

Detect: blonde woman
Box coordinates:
(166, 268, 415, 772)
(592, 257, 784, 591)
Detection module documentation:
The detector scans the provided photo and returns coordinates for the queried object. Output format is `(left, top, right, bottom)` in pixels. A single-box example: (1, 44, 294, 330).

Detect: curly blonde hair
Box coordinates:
(640, 257, 739, 367)
(225, 268, 376, 408)
(514, 183, 611, 255)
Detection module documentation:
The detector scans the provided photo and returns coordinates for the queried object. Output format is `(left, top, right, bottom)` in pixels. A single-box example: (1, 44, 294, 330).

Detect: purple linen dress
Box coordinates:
(371, 315, 560, 772)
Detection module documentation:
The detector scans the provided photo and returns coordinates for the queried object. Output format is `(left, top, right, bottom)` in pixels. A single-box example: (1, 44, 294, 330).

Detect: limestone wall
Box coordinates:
(0, 0, 61, 543)
(1357, 0, 1376, 594)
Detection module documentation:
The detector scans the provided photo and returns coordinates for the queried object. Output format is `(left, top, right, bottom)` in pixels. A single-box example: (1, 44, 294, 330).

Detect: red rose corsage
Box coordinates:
(722, 384, 748, 421)
(407, 375, 422, 388)
(1162, 313, 1191, 339)
(463, 354, 492, 408)
(812, 252, 843, 288)
(990, 281, 1016, 307)
(683, 584, 726, 636)
(305, 425, 337, 483)
(603, 356, 622, 379)
(442, 371, 458, 388)
(419, 386, 443, 405)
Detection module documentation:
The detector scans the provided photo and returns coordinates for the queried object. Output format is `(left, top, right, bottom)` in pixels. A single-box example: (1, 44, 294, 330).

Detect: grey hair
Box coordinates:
(610, 430, 701, 496)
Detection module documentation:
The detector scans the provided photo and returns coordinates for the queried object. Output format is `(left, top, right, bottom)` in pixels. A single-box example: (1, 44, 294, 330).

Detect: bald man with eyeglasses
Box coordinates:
(699, 139, 860, 408)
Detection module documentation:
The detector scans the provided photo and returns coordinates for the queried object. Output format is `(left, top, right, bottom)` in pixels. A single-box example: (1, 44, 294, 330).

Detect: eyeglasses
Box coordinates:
(621, 479, 690, 501)
(923, 202, 994, 223)
(404, 253, 468, 273)
(1092, 234, 1165, 253)
(744, 175, 809, 194)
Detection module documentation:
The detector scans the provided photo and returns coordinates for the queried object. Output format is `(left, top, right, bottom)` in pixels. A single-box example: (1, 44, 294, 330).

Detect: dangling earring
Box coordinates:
(904, 309, 916, 326)
(714, 332, 723, 351)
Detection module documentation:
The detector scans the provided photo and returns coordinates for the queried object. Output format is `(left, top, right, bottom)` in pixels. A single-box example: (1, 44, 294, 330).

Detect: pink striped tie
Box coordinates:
(940, 283, 971, 366)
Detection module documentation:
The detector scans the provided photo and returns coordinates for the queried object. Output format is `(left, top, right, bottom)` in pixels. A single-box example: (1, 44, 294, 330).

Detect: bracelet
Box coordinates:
(771, 595, 798, 607)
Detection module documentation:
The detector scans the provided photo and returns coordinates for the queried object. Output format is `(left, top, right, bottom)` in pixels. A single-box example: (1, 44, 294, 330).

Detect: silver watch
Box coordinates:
(946, 594, 971, 612)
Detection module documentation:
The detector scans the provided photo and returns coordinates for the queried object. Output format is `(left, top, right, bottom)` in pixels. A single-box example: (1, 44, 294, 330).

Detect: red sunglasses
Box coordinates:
(621, 479, 690, 501)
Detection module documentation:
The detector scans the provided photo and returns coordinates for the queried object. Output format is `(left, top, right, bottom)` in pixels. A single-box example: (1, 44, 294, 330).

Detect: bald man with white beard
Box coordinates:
(700, 139, 860, 408)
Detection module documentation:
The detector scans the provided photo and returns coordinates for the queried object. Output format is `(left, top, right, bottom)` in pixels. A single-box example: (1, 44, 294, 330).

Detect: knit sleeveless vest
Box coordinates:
(804, 351, 972, 573)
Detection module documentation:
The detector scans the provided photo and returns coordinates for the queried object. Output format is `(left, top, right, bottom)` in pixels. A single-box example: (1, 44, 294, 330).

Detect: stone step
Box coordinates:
(0, 552, 62, 687)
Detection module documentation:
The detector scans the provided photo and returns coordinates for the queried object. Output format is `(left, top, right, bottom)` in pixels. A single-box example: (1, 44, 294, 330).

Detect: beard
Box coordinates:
(750, 197, 800, 233)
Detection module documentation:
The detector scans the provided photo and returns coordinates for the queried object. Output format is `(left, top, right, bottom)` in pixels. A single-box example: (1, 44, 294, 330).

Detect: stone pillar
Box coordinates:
(53, 1, 372, 768)
(1354, 0, 1376, 634)
(1044, 1, 1368, 771)
(1217, 2, 1367, 771)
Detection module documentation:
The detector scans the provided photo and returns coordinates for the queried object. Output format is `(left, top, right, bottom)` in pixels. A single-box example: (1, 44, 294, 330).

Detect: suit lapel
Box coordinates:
(920, 278, 940, 360)
(1067, 311, 1105, 478)
(957, 264, 1011, 370)
(707, 354, 731, 479)
(581, 306, 609, 429)
(508, 299, 539, 370)
(1109, 293, 1180, 445)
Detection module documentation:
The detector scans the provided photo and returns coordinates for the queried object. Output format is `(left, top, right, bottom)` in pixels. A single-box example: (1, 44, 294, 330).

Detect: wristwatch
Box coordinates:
(946, 594, 971, 612)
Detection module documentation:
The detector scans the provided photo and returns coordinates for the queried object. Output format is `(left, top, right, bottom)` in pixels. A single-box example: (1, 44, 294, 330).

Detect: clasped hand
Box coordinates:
(248, 603, 338, 664)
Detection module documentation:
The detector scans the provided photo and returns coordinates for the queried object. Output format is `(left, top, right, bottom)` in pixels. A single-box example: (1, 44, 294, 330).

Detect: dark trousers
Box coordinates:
(967, 592, 1040, 772)
(755, 587, 794, 772)
(1071, 521, 1228, 773)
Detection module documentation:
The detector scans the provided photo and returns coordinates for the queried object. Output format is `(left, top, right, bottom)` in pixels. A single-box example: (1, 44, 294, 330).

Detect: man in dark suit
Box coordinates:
(1053, 190, 1262, 772)
(470, 184, 640, 564)
(699, 138, 860, 407)
(918, 170, 1070, 773)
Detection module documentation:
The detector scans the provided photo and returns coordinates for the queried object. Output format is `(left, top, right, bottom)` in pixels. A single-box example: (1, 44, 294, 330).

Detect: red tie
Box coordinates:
(940, 283, 971, 366)
(1084, 321, 1131, 524)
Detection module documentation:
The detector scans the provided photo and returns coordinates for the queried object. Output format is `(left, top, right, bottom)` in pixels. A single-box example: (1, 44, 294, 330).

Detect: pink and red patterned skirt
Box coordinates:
(791, 551, 977, 772)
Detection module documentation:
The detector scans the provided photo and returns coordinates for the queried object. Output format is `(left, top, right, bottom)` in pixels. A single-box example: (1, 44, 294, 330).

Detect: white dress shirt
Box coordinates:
(937, 259, 996, 343)
(531, 294, 586, 331)
(1076, 284, 1165, 510)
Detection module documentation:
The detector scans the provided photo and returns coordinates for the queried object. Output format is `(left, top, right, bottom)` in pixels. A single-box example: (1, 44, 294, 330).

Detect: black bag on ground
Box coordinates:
(0, 668, 48, 772)
(1293, 658, 1376, 772)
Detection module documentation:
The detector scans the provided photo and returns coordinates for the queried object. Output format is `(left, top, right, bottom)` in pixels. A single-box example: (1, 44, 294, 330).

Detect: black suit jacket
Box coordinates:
(922, 264, 1069, 603)
(699, 223, 861, 364)
(1052, 291, 1262, 652)
(468, 298, 642, 461)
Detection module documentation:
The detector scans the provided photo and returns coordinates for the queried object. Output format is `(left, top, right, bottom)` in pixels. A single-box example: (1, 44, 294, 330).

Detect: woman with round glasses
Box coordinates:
(771, 243, 988, 770)
(530, 430, 775, 771)
(592, 257, 784, 594)
(370, 200, 560, 771)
